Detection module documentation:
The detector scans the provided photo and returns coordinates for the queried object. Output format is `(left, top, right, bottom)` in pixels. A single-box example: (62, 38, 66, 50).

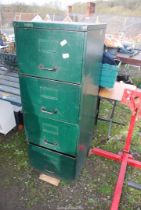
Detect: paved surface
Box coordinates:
(0, 65, 21, 110)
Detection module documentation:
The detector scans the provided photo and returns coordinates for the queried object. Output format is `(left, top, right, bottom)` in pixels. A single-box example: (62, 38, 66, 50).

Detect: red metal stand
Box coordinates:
(89, 89, 141, 210)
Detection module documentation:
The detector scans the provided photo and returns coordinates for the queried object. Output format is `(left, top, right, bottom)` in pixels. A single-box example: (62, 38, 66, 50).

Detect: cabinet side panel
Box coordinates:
(76, 27, 106, 176)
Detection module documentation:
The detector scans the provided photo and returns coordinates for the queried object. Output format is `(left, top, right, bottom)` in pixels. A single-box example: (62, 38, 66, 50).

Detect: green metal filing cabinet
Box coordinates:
(14, 21, 106, 180)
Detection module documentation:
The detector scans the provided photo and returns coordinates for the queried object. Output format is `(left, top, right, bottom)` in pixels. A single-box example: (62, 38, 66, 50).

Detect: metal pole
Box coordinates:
(124, 113, 136, 153)
(110, 153, 128, 210)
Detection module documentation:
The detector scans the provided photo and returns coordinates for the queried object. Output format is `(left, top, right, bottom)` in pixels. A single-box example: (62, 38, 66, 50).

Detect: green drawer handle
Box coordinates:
(38, 64, 57, 71)
(44, 140, 58, 146)
(41, 107, 57, 115)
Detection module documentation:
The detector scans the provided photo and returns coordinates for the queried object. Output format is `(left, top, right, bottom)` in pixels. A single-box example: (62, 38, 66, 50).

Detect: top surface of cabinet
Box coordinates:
(13, 21, 106, 32)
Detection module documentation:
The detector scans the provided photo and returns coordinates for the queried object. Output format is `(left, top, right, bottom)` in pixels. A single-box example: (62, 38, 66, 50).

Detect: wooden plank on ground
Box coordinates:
(39, 174, 60, 186)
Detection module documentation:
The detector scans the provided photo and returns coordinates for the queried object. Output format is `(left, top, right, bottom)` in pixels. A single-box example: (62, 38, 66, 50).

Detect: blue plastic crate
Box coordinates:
(100, 63, 118, 88)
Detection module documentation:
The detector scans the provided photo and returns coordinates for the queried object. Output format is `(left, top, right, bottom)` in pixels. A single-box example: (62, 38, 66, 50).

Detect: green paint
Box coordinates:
(14, 21, 106, 180)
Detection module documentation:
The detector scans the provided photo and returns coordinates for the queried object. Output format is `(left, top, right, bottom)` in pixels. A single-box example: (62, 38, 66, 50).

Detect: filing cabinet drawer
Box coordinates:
(24, 113, 79, 155)
(29, 144, 76, 180)
(20, 76, 81, 123)
(15, 28, 85, 83)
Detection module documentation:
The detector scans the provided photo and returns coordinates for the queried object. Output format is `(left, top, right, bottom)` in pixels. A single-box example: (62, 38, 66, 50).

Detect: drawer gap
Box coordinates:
(30, 142, 77, 159)
(19, 73, 81, 86)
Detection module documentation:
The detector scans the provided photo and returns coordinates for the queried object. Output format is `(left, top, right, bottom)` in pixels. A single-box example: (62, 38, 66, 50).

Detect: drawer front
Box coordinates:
(24, 113, 79, 155)
(20, 76, 81, 123)
(15, 28, 85, 83)
(29, 144, 76, 180)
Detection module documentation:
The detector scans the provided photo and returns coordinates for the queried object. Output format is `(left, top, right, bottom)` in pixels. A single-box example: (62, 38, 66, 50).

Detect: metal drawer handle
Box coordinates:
(38, 64, 57, 71)
(44, 140, 58, 146)
(45, 169, 55, 174)
(41, 107, 57, 115)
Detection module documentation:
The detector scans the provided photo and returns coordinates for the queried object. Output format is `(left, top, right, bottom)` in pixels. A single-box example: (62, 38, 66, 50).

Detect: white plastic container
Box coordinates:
(0, 100, 16, 135)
